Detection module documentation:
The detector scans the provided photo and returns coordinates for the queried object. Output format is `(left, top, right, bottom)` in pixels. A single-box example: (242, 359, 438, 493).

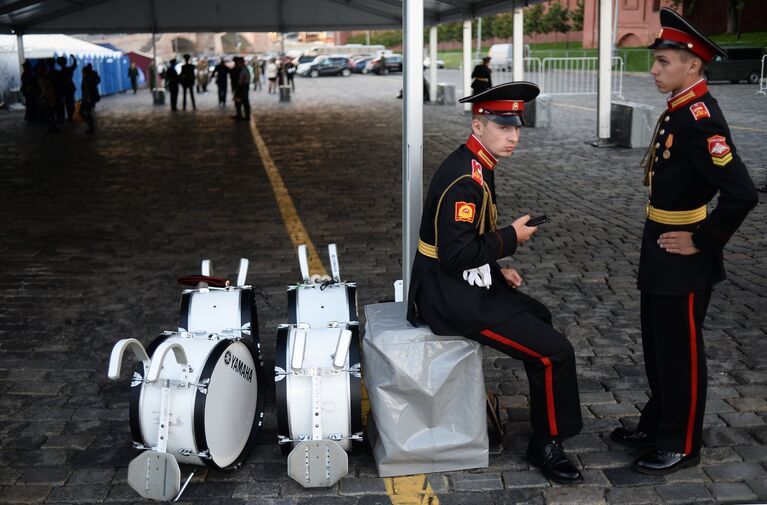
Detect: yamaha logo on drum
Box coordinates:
(225, 350, 253, 383)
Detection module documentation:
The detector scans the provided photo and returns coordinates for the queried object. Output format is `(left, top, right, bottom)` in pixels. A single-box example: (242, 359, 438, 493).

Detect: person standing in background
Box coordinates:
(128, 61, 139, 94)
(471, 57, 493, 95)
(251, 58, 262, 91)
(57, 55, 77, 121)
(196, 58, 210, 93)
(211, 57, 229, 105)
(165, 59, 179, 111)
(179, 54, 196, 110)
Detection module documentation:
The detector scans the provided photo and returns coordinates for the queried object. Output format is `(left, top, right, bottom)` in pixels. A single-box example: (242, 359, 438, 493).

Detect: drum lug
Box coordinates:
(274, 367, 287, 381)
(131, 372, 143, 387)
(349, 363, 361, 378)
(177, 448, 211, 460)
(351, 432, 364, 441)
(328, 321, 340, 328)
(328, 433, 343, 441)
(132, 441, 149, 450)
(193, 378, 210, 394)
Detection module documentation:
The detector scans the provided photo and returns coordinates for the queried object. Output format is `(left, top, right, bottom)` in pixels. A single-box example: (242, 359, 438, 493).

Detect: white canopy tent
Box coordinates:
(0, 0, 614, 301)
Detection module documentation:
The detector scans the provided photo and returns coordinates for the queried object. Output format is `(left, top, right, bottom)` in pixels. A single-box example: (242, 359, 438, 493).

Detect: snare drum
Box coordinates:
(275, 324, 362, 454)
(129, 331, 264, 470)
(179, 286, 258, 344)
(287, 282, 357, 327)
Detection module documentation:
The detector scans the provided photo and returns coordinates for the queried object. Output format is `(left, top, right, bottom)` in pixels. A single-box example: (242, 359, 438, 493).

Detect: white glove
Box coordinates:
(462, 263, 492, 289)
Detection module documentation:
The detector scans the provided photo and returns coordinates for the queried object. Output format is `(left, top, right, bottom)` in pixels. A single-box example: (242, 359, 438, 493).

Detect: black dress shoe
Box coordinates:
(610, 427, 655, 449)
(633, 450, 700, 475)
(526, 440, 583, 484)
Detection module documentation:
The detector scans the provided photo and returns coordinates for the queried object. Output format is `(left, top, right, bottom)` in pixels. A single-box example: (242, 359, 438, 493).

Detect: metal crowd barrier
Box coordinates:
(470, 56, 624, 98)
(758, 54, 766, 96)
(539, 56, 624, 98)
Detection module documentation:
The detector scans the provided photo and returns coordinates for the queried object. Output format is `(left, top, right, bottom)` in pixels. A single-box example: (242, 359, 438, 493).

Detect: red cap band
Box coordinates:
(472, 100, 525, 115)
(657, 27, 716, 62)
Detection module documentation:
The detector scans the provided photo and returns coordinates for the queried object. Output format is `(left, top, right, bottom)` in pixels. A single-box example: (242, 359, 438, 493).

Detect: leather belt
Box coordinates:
(473, 77, 489, 82)
(647, 204, 706, 225)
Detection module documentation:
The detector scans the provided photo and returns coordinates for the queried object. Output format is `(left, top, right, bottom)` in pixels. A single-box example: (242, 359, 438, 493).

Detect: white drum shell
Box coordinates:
(284, 327, 353, 451)
(180, 287, 252, 335)
(290, 283, 355, 327)
(135, 334, 260, 468)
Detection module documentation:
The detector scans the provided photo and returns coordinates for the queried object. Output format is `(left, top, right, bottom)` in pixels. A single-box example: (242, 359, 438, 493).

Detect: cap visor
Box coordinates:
(487, 114, 524, 126)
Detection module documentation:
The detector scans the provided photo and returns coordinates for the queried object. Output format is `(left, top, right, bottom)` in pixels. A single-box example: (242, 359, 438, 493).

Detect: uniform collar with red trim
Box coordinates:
(667, 78, 707, 112)
(466, 134, 498, 170)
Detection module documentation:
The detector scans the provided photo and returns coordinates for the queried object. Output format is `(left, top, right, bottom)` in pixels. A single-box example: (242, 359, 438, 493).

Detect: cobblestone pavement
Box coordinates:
(0, 70, 765, 505)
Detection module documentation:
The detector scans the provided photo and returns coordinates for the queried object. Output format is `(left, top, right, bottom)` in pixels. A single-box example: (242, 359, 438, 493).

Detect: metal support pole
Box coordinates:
(151, 32, 157, 88)
(462, 19, 472, 110)
(513, 7, 524, 81)
(16, 33, 25, 72)
(429, 26, 438, 103)
(476, 17, 482, 61)
(402, 0, 424, 304)
(597, 0, 613, 144)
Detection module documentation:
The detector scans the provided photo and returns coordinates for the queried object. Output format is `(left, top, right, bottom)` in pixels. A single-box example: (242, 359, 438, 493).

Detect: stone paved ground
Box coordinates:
(0, 69, 765, 505)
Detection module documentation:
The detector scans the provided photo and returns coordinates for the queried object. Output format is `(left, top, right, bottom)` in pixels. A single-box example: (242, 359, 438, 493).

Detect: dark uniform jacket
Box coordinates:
(638, 78, 758, 295)
(471, 64, 492, 94)
(407, 134, 523, 335)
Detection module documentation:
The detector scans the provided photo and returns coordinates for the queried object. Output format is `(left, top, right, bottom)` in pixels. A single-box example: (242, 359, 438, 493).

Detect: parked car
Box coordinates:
(422, 57, 445, 69)
(301, 56, 353, 77)
(294, 54, 319, 75)
(364, 54, 403, 74)
(351, 57, 372, 73)
(706, 47, 765, 84)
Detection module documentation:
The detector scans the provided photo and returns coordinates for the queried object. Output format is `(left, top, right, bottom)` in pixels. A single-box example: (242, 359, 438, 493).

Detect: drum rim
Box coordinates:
(193, 338, 265, 470)
(275, 326, 291, 455)
(347, 325, 363, 447)
(129, 333, 170, 447)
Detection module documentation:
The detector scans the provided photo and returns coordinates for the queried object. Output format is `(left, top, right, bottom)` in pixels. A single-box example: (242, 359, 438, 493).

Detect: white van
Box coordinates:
(487, 43, 531, 70)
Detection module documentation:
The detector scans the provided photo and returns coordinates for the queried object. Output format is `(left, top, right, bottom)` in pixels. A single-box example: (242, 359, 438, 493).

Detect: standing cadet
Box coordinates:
(407, 82, 583, 485)
(471, 56, 492, 95)
(610, 8, 758, 475)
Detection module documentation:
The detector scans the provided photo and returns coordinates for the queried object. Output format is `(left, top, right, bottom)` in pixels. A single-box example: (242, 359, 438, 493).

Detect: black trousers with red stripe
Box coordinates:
(468, 291, 583, 440)
(637, 288, 711, 455)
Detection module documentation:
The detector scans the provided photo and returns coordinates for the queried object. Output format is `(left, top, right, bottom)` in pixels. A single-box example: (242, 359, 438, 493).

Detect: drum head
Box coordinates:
(193, 339, 264, 470)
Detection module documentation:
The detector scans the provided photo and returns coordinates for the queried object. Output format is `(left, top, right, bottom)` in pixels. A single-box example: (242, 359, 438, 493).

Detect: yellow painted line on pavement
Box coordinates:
(249, 119, 327, 276)
(553, 102, 596, 112)
(384, 474, 440, 505)
(730, 124, 767, 133)
(251, 117, 425, 505)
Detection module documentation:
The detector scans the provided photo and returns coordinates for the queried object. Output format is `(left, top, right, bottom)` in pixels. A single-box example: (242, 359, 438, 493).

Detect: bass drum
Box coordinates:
(179, 286, 259, 345)
(275, 325, 362, 455)
(287, 283, 357, 327)
(130, 332, 264, 470)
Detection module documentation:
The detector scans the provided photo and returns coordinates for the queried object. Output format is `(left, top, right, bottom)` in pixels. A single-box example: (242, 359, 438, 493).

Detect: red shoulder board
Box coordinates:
(471, 159, 483, 185)
(689, 102, 710, 121)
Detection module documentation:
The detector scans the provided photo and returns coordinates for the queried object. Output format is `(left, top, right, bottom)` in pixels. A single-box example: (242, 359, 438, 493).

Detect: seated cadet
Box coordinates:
(406, 82, 583, 484)
(610, 8, 758, 475)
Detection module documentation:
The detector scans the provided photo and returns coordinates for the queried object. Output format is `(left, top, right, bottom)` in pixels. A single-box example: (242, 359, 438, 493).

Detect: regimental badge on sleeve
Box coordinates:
(455, 201, 476, 223)
(707, 135, 733, 167)
(471, 159, 483, 185)
(689, 102, 710, 121)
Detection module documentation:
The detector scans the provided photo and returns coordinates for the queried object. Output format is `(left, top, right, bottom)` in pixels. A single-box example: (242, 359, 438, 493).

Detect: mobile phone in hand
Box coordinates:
(526, 215, 549, 227)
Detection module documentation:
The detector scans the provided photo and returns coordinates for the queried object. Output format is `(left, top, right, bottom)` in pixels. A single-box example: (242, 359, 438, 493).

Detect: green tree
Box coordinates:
(570, 0, 585, 32)
(544, 1, 571, 45)
(493, 11, 514, 39)
(524, 3, 546, 36)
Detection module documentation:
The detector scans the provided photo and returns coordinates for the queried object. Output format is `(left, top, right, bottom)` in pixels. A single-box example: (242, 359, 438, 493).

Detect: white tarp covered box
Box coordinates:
(363, 302, 488, 477)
